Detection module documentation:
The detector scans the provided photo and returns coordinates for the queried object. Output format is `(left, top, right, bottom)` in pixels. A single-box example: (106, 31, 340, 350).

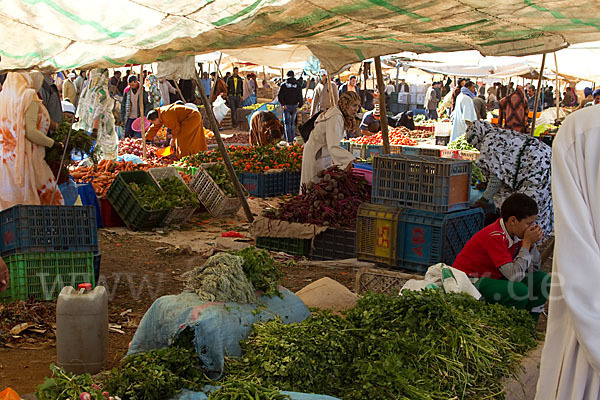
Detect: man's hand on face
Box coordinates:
(523, 224, 543, 250)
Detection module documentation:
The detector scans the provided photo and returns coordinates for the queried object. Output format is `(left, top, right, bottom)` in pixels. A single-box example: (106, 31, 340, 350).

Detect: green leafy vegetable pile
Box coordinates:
(447, 134, 478, 151)
(225, 290, 538, 399)
(160, 176, 200, 208)
(230, 246, 283, 297)
(45, 120, 96, 181)
(129, 177, 199, 211)
(206, 163, 237, 197)
(472, 163, 486, 184)
(36, 347, 208, 400)
(129, 182, 172, 211)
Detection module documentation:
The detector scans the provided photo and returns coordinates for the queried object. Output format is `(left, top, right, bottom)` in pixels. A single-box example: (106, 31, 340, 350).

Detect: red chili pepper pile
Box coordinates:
(265, 166, 371, 229)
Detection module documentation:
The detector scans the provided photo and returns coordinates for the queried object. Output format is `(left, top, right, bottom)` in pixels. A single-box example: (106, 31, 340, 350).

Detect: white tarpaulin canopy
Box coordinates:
(2, 0, 600, 73)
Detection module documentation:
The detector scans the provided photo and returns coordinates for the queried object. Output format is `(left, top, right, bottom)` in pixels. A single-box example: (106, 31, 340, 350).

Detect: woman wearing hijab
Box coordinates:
(75, 68, 118, 160)
(536, 105, 600, 400)
(466, 120, 553, 236)
(300, 91, 359, 185)
(395, 110, 415, 130)
(0, 71, 64, 210)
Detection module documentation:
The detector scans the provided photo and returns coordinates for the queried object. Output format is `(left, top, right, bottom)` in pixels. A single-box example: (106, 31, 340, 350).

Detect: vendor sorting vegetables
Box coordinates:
(453, 193, 551, 321)
(146, 104, 208, 159)
(466, 120, 553, 236)
(300, 91, 358, 185)
(249, 110, 283, 146)
(0, 71, 64, 210)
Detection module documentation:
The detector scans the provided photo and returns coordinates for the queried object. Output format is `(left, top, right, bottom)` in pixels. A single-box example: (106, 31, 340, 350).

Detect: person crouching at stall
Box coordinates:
(249, 110, 283, 146)
(145, 103, 207, 159)
(300, 91, 358, 185)
(452, 193, 550, 321)
(0, 71, 65, 210)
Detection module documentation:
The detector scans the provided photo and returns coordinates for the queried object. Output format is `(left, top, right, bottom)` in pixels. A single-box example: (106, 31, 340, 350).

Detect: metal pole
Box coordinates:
(139, 64, 147, 159)
(395, 63, 400, 92)
(554, 52, 560, 120)
(192, 70, 254, 222)
(530, 53, 546, 137)
(375, 56, 390, 154)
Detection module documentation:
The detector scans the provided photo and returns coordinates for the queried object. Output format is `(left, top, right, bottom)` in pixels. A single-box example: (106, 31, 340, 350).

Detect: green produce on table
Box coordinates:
(205, 163, 237, 197)
(208, 380, 291, 399)
(36, 364, 109, 400)
(224, 290, 538, 400)
(230, 246, 283, 297)
(160, 176, 200, 208)
(45, 120, 95, 178)
(472, 163, 486, 184)
(447, 134, 478, 151)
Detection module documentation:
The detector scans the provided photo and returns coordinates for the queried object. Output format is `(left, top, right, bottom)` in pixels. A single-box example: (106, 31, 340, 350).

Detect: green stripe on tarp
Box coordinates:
(213, 0, 266, 27)
(424, 19, 488, 33)
(354, 48, 365, 60)
(386, 37, 444, 51)
(524, 0, 600, 31)
(478, 35, 541, 47)
(0, 49, 44, 61)
(366, 0, 431, 22)
(294, 21, 351, 38)
(102, 56, 121, 65)
(23, 0, 132, 38)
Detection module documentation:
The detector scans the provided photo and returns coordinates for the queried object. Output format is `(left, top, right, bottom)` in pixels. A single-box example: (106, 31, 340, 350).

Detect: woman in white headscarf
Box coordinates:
(75, 68, 117, 160)
(0, 71, 64, 210)
(536, 106, 600, 399)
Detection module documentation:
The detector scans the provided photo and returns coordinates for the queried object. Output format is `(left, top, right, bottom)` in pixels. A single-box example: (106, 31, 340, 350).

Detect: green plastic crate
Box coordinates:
(0, 252, 94, 302)
(256, 237, 310, 256)
(106, 171, 170, 230)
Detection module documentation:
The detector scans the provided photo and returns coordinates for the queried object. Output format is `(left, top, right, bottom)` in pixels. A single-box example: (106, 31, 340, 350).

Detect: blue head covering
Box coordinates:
(593, 89, 600, 98)
(584, 87, 593, 98)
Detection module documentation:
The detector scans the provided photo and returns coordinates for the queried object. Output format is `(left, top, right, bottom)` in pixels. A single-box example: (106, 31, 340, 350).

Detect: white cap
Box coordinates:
(319, 69, 327, 76)
(68, 72, 76, 79)
(61, 100, 76, 114)
(184, 103, 199, 111)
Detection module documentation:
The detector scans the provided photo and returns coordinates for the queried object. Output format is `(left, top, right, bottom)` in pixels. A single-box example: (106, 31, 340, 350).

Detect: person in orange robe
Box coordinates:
(145, 104, 207, 159)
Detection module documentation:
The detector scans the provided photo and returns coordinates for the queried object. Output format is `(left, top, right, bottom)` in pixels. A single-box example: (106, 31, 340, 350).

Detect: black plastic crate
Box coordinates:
(0, 205, 98, 257)
(106, 171, 170, 230)
(309, 229, 356, 260)
(285, 171, 301, 195)
(256, 236, 310, 256)
(238, 171, 286, 198)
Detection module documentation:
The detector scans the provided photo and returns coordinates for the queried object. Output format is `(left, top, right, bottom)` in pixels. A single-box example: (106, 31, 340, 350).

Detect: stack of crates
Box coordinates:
(0, 205, 98, 302)
(356, 154, 483, 274)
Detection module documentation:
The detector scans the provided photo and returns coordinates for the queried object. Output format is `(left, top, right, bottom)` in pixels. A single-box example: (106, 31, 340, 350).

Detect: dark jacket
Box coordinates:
(277, 77, 303, 107)
(227, 75, 244, 97)
(338, 82, 360, 98)
(121, 87, 154, 123)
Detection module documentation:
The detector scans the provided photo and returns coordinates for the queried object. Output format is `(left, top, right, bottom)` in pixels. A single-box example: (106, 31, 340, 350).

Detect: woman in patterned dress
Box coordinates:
(0, 71, 64, 210)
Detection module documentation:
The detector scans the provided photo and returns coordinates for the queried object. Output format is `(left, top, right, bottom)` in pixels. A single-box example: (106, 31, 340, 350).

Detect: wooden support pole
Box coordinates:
(139, 64, 147, 159)
(554, 52, 560, 120)
(192, 70, 254, 222)
(530, 53, 546, 136)
(375, 56, 390, 155)
(326, 69, 336, 108)
(172, 79, 186, 103)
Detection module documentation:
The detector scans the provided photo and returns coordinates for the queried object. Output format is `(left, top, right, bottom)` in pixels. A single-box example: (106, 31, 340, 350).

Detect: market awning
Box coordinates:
(1, 0, 600, 73)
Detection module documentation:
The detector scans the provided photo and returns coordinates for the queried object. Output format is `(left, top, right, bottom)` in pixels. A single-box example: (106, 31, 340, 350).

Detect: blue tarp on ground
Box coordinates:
(127, 288, 310, 378)
(172, 389, 341, 400)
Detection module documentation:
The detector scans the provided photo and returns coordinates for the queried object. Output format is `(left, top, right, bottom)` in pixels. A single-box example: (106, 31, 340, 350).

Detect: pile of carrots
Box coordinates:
(70, 160, 191, 198)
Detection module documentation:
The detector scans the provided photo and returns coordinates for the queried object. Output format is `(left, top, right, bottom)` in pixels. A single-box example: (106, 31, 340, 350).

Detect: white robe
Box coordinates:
(536, 106, 600, 400)
(300, 107, 354, 186)
(450, 93, 476, 142)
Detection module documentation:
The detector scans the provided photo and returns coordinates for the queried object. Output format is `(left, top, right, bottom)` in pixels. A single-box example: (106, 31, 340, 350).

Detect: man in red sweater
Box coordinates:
(453, 193, 550, 321)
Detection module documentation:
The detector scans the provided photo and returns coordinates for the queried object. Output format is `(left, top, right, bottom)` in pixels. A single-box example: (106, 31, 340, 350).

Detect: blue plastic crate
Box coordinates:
(372, 154, 472, 213)
(285, 171, 301, 195)
(365, 144, 384, 159)
(76, 183, 103, 229)
(340, 141, 350, 151)
(356, 204, 483, 273)
(395, 208, 484, 272)
(401, 146, 421, 156)
(0, 205, 98, 257)
(238, 171, 287, 198)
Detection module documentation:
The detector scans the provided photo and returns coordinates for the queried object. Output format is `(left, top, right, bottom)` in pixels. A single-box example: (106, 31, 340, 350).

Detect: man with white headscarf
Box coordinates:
(536, 106, 600, 399)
